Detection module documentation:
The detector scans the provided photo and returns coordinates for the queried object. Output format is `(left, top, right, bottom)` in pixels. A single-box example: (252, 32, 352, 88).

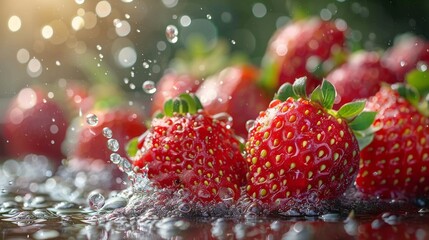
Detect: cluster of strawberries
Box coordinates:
(2, 16, 429, 211)
(131, 17, 429, 211)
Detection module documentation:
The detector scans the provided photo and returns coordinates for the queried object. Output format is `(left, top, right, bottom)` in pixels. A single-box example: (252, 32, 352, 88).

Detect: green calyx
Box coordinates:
(403, 68, 429, 116)
(161, 93, 203, 118)
(274, 77, 376, 150)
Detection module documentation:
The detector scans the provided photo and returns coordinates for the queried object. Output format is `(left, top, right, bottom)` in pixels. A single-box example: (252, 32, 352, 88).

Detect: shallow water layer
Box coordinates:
(1, 157, 429, 240)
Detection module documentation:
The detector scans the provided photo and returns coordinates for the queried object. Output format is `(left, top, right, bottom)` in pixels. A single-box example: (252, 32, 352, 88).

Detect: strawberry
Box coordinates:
(327, 51, 398, 107)
(355, 84, 429, 199)
(151, 72, 200, 115)
(260, 17, 347, 94)
(2, 87, 69, 162)
(383, 34, 429, 81)
(66, 107, 147, 167)
(196, 65, 271, 138)
(245, 77, 374, 211)
(131, 94, 246, 203)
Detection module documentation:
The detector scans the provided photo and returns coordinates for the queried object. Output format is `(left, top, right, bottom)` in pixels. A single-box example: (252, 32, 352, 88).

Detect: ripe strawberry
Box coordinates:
(261, 17, 347, 94)
(151, 73, 200, 115)
(67, 107, 147, 166)
(131, 94, 246, 203)
(355, 84, 429, 199)
(327, 51, 398, 107)
(2, 87, 69, 162)
(245, 77, 374, 211)
(196, 65, 271, 138)
(383, 35, 429, 81)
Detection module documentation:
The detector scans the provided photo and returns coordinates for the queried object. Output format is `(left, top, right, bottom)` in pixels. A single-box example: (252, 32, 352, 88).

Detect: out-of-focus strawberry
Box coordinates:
(245, 77, 374, 212)
(383, 34, 429, 81)
(261, 17, 347, 94)
(131, 94, 246, 204)
(355, 84, 429, 199)
(196, 65, 271, 138)
(66, 107, 147, 168)
(2, 87, 69, 162)
(327, 51, 398, 107)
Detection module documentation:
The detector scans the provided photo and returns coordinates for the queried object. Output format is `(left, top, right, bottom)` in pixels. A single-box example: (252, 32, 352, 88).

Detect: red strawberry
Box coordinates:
(245, 77, 374, 211)
(151, 73, 200, 115)
(2, 87, 69, 162)
(327, 51, 398, 107)
(261, 17, 347, 93)
(67, 107, 147, 167)
(355, 84, 429, 199)
(196, 65, 271, 138)
(131, 94, 246, 203)
(383, 35, 429, 81)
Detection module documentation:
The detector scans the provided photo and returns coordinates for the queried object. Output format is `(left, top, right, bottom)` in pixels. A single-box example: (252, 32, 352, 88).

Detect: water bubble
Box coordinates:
(178, 203, 192, 213)
(102, 127, 113, 138)
(245, 120, 256, 132)
(87, 191, 105, 210)
(86, 113, 98, 126)
(100, 197, 127, 211)
(142, 62, 149, 68)
(110, 153, 122, 164)
(218, 187, 235, 201)
(165, 25, 178, 43)
(206, 14, 212, 20)
(33, 229, 60, 240)
(107, 139, 120, 152)
(143, 80, 157, 94)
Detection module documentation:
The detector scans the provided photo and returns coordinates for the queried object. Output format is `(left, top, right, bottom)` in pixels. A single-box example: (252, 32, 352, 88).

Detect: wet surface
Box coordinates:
(1, 156, 429, 240)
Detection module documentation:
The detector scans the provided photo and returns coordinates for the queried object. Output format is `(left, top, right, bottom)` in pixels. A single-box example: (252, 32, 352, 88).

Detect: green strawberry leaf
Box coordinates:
(356, 132, 374, 150)
(406, 69, 429, 96)
(292, 76, 308, 98)
(349, 111, 377, 131)
(258, 56, 280, 94)
(126, 137, 139, 158)
(179, 93, 197, 114)
(164, 99, 174, 117)
(274, 83, 297, 101)
(337, 101, 366, 120)
(320, 80, 336, 109)
(310, 85, 323, 103)
(392, 83, 420, 106)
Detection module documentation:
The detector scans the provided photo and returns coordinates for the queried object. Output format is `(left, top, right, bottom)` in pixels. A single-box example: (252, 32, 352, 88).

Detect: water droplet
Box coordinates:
(165, 25, 178, 43)
(178, 203, 191, 213)
(206, 14, 212, 19)
(102, 127, 113, 138)
(212, 112, 233, 129)
(231, 40, 236, 45)
(218, 187, 235, 201)
(87, 191, 105, 210)
(100, 197, 127, 211)
(143, 80, 157, 94)
(400, 61, 407, 67)
(245, 120, 256, 132)
(142, 62, 149, 68)
(110, 153, 121, 164)
(107, 139, 120, 152)
(86, 113, 98, 126)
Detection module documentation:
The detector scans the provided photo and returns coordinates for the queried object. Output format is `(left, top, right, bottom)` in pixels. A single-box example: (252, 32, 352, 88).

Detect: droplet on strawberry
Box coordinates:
(130, 94, 247, 204)
(356, 84, 429, 199)
(245, 77, 375, 212)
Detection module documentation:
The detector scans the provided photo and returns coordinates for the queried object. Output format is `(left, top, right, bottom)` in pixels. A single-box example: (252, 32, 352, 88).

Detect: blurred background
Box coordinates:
(0, 0, 428, 158)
